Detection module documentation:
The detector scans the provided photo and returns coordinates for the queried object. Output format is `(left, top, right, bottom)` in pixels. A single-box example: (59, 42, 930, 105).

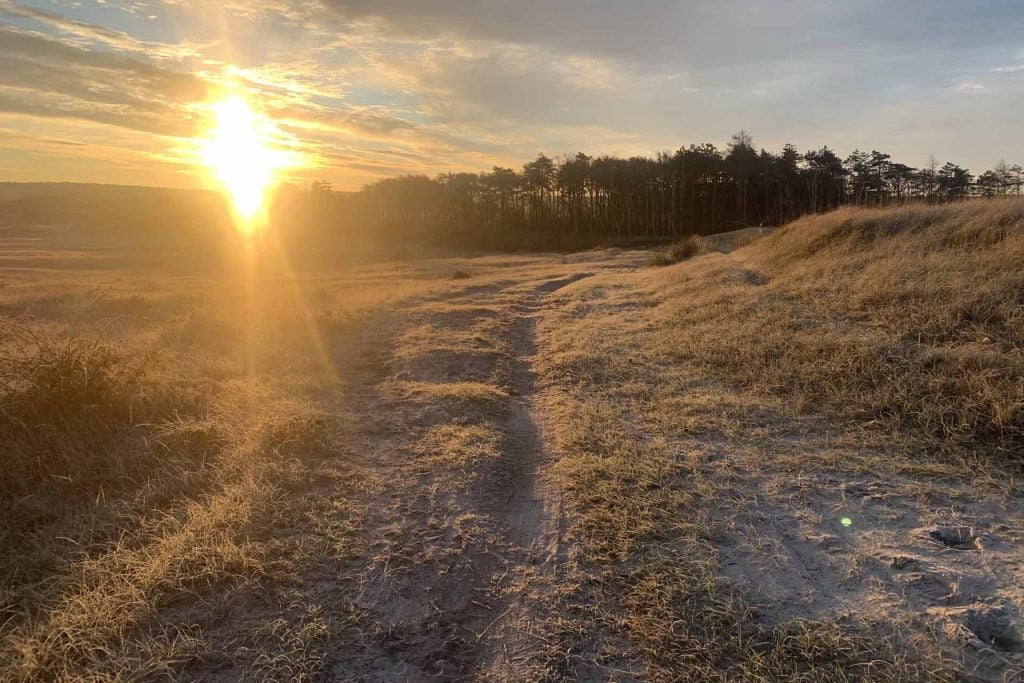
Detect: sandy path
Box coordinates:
(324, 255, 632, 680)
(481, 274, 595, 678)
(500, 274, 593, 560)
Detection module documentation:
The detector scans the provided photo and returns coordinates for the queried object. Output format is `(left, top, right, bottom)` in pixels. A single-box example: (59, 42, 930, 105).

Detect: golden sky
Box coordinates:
(1, 0, 1022, 190)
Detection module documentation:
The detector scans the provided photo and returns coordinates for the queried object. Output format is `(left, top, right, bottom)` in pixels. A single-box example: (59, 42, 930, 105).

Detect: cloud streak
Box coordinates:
(0, 0, 1021, 188)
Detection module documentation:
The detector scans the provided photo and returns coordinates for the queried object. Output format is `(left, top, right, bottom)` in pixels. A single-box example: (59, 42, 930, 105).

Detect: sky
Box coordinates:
(0, 0, 1022, 190)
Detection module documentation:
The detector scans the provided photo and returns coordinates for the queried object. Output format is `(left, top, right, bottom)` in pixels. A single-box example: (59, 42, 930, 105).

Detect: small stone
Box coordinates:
(890, 555, 918, 569)
(930, 526, 980, 550)
(964, 606, 1024, 652)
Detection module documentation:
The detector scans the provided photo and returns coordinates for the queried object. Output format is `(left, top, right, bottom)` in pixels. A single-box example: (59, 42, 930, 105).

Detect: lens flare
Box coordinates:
(200, 94, 290, 230)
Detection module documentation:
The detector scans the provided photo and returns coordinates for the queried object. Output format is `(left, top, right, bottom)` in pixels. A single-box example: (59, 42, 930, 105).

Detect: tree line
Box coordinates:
(276, 132, 1023, 249)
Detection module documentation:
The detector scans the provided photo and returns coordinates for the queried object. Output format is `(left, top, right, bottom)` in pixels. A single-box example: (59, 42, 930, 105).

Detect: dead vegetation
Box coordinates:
(650, 235, 700, 266)
(697, 226, 777, 253)
(528, 198, 1023, 680)
(0, 325, 207, 502)
(535, 288, 962, 680)
(0, 267, 375, 681)
(654, 198, 1024, 463)
(0, 200, 1021, 681)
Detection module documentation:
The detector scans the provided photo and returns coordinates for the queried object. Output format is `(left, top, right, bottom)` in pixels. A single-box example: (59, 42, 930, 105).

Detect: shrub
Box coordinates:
(650, 236, 700, 266)
(0, 323, 190, 498)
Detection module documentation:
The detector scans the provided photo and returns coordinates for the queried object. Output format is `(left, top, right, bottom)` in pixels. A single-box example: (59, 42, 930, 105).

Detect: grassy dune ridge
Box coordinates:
(658, 199, 1024, 464)
(530, 199, 1023, 679)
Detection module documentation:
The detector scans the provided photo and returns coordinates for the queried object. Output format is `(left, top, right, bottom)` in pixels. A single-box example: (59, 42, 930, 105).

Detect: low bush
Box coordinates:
(0, 323, 196, 499)
(650, 236, 700, 266)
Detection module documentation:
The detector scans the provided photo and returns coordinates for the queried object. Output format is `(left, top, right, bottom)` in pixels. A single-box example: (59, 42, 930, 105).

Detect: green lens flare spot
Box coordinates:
(841, 517, 853, 527)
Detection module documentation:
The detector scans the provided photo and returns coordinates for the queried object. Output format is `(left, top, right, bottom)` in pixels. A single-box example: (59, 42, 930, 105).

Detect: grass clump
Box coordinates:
(650, 235, 700, 266)
(0, 323, 198, 499)
(0, 313, 365, 681)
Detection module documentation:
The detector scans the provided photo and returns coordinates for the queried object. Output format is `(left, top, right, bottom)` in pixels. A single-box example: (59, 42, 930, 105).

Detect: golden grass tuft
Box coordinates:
(650, 235, 700, 266)
(0, 323, 203, 500)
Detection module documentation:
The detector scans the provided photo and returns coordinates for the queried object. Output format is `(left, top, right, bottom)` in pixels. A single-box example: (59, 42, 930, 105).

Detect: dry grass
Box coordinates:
(697, 226, 777, 253)
(0, 324, 205, 501)
(0, 240, 631, 680)
(535, 305, 959, 680)
(2, 206, 1020, 680)
(0, 263, 382, 681)
(650, 235, 700, 266)
(653, 198, 1024, 465)
(528, 200, 1024, 680)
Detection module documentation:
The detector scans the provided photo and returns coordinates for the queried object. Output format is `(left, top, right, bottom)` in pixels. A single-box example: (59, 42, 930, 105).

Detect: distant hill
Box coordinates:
(0, 182, 233, 247)
(0, 182, 217, 204)
(0, 194, 98, 227)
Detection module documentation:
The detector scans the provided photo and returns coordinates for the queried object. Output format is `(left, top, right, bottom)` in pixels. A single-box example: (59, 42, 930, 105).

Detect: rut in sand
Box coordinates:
(323, 258, 617, 680)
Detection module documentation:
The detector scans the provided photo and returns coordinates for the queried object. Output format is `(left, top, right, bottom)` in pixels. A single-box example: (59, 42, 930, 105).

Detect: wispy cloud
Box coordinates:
(0, 0, 1021, 187)
(946, 80, 987, 94)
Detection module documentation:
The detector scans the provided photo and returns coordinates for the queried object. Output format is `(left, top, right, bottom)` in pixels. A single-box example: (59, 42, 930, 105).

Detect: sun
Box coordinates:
(199, 95, 289, 230)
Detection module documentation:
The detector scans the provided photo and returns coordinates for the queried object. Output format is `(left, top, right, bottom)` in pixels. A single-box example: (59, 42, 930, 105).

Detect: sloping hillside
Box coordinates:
(664, 198, 1024, 462)
(532, 198, 1023, 680)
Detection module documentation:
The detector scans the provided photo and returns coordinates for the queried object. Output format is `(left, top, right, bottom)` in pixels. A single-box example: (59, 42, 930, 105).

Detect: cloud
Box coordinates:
(0, 0, 1021, 187)
(0, 0, 140, 50)
(360, 42, 639, 125)
(0, 0, 207, 62)
(320, 0, 1024, 71)
(0, 27, 210, 136)
(0, 27, 207, 98)
(946, 80, 987, 93)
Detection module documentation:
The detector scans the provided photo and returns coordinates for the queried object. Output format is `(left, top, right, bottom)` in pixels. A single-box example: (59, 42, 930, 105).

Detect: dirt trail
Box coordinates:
(481, 274, 594, 677)
(303, 248, 1022, 682)
(500, 274, 592, 559)
(325, 257, 625, 681)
